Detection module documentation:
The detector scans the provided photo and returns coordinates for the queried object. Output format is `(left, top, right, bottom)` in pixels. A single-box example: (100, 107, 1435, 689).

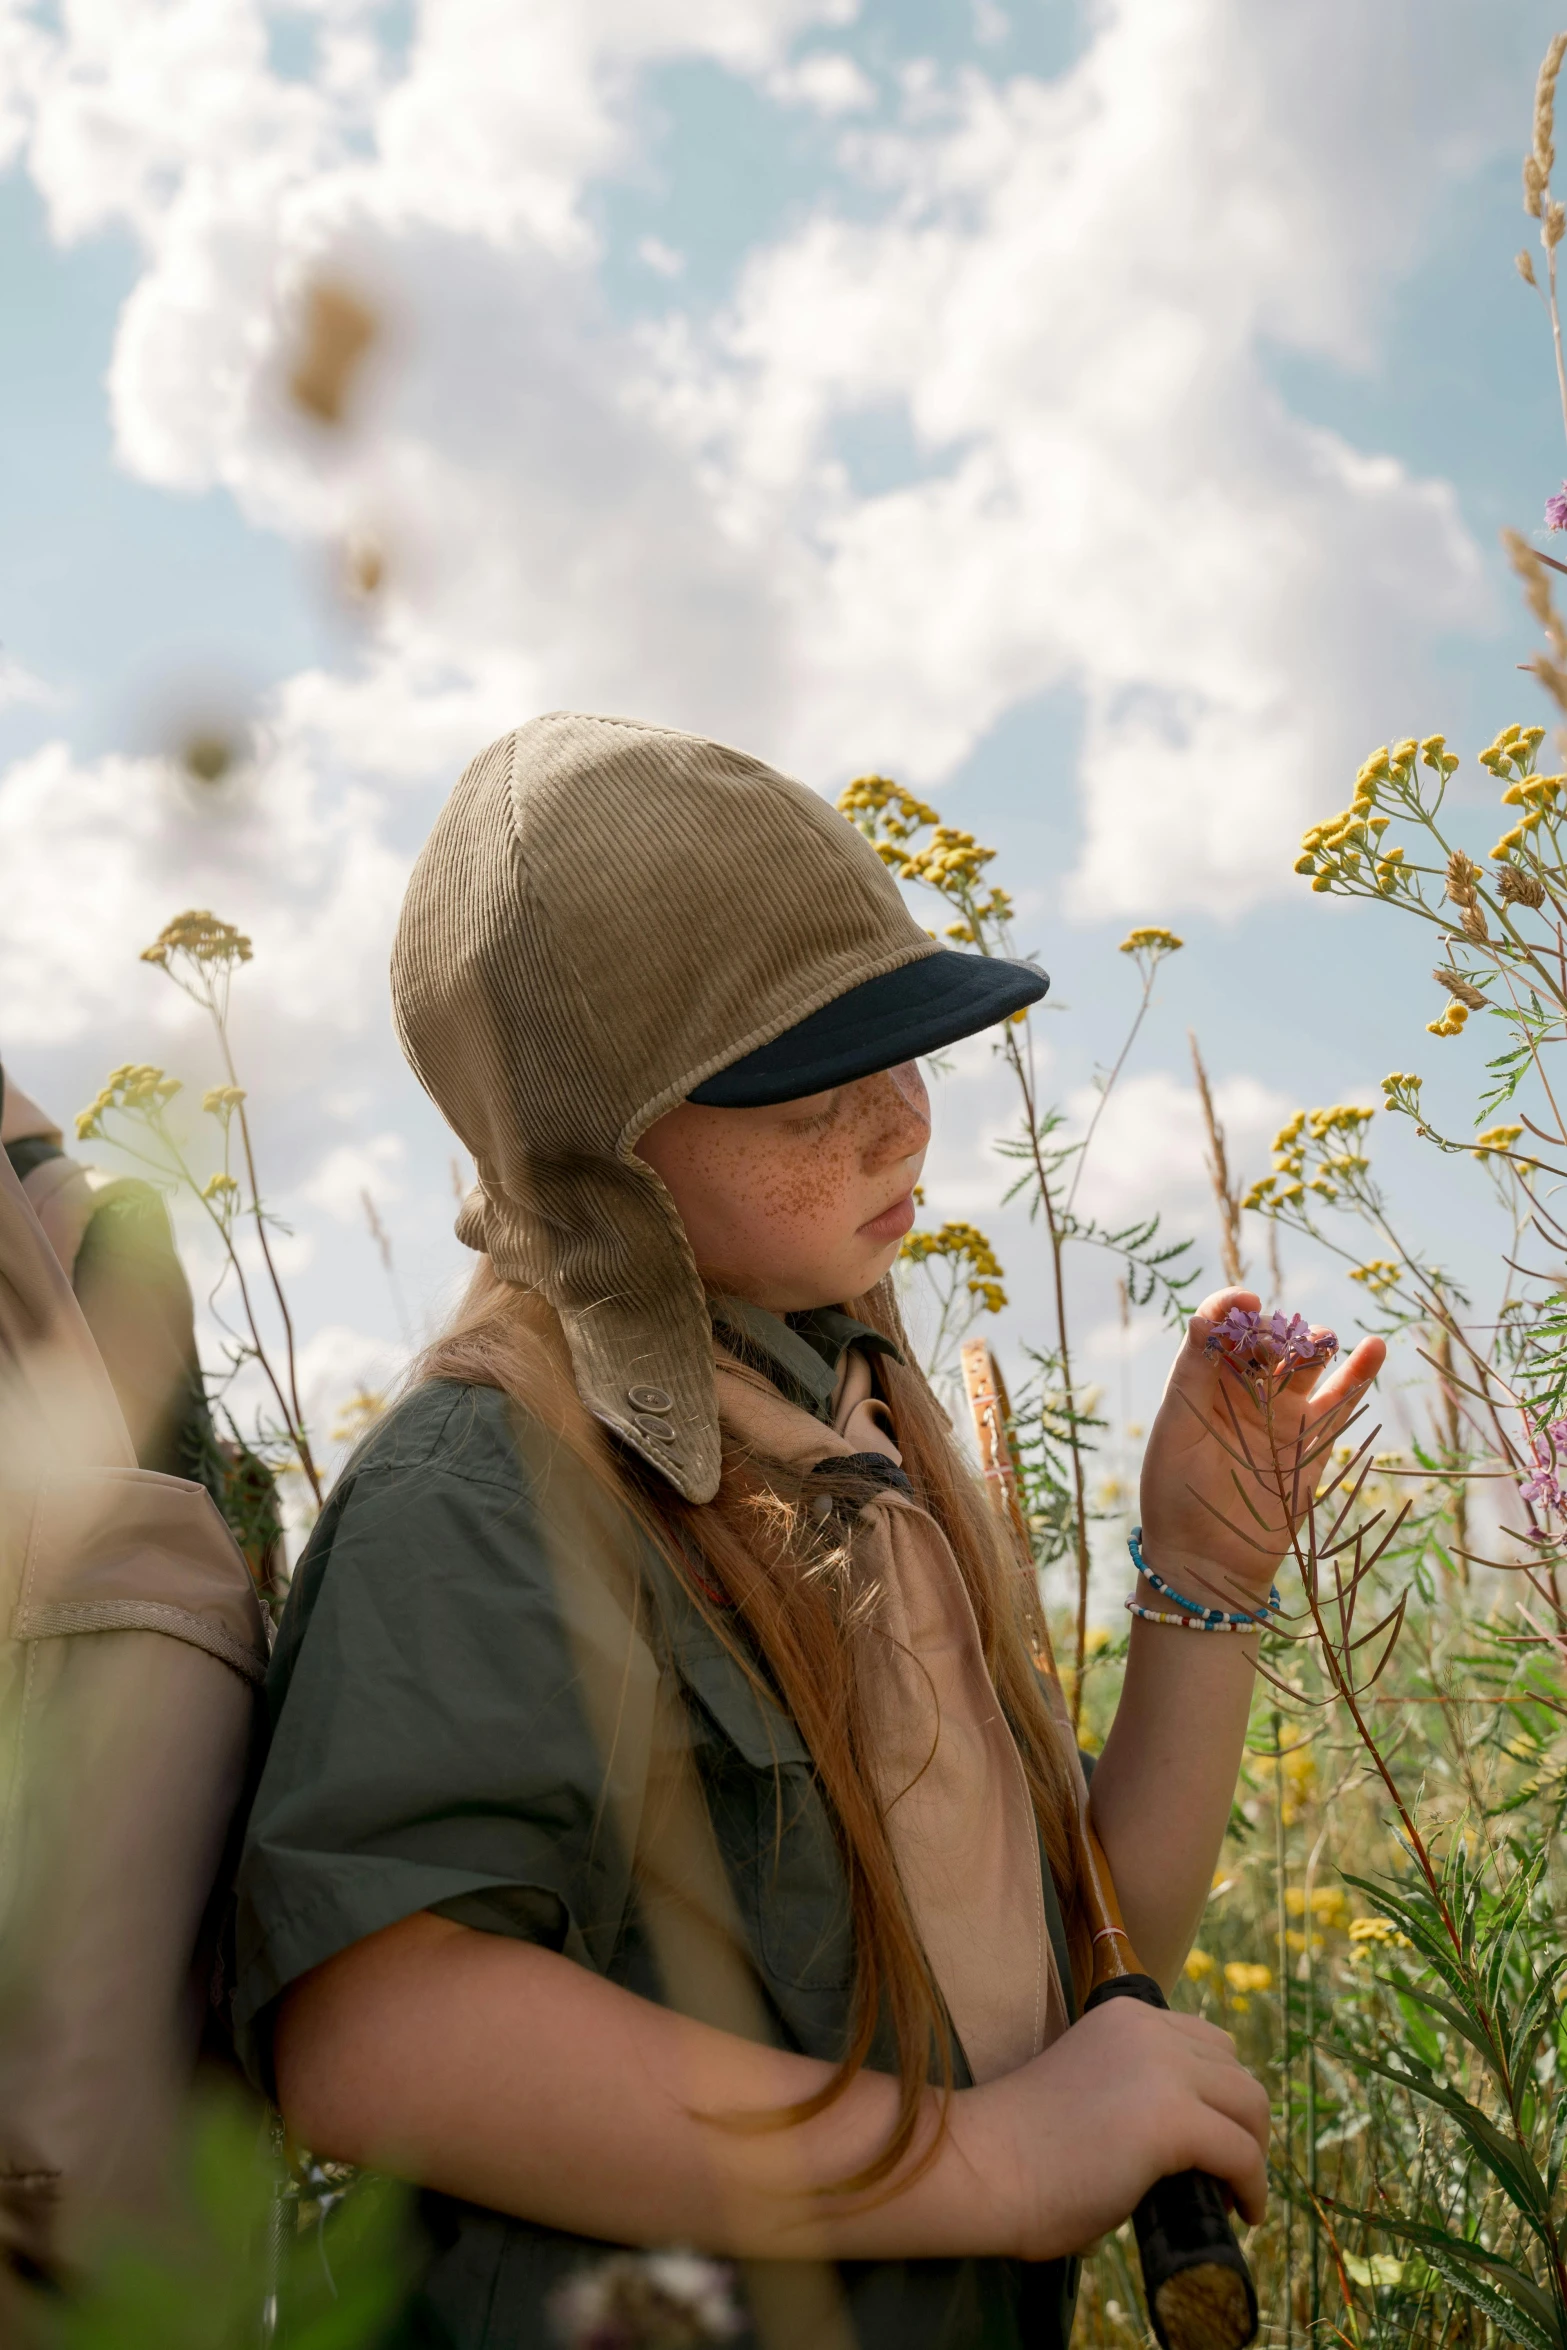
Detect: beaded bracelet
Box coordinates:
(1125, 1526, 1280, 1632)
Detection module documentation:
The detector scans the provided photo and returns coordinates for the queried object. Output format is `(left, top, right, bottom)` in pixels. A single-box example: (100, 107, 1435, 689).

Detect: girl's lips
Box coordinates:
(858, 1191, 916, 1243)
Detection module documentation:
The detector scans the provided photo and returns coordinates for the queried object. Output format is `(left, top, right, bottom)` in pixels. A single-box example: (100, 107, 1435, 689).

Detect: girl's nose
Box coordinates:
(863, 1063, 930, 1160)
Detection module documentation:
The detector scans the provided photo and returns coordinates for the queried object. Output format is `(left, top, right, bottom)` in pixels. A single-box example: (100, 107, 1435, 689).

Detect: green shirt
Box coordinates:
(234, 1352, 1081, 2349)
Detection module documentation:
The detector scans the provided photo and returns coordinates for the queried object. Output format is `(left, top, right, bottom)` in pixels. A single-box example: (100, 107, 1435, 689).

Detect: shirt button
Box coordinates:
(628, 1385, 673, 1413)
(633, 1413, 677, 1442)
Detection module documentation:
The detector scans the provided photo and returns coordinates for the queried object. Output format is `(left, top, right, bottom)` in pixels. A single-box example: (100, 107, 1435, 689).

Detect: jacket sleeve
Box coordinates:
(231, 1386, 655, 2093)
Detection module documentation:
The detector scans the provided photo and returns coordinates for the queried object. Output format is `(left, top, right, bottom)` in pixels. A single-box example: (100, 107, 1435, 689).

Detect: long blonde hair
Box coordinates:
(418, 1260, 1088, 2185)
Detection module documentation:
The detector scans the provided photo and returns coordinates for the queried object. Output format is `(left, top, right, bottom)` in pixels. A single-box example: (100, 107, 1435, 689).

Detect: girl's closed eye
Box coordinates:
(781, 1092, 839, 1132)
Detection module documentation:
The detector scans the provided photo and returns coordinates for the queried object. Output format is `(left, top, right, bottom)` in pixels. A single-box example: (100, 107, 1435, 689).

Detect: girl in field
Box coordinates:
(234, 714, 1380, 2349)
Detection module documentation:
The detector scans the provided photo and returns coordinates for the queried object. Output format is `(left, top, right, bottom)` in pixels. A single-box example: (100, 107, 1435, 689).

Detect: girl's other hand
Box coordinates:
(1138, 1286, 1385, 1610)
(963, 1997, 1270, 2263)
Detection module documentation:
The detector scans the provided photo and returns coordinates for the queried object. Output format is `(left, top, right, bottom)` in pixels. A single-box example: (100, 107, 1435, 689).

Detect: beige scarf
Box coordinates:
(714, 1344, 1067, 2083)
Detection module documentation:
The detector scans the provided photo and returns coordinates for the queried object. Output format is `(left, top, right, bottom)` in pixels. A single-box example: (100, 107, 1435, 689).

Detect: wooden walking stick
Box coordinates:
(960, 1341, 1259, 2350)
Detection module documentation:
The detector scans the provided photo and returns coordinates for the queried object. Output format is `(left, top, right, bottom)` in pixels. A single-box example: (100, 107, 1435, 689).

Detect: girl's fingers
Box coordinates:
(1199, 2062, 1274, 2156)
(1164, 2016, 1272, 2144)
(1191, 2115, 1270, 2227)
(1164, 2012, 1242, 2055)
(1168, 1289, 1261, 1410)
(1184, 1288, 1260, 1351)
(1168, 2064, 1271, 2221)
(1302, 1336, 1386, 1421)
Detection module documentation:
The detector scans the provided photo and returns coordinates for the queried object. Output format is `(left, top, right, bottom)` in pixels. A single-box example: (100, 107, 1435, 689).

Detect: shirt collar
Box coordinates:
(709, 1296, 903, 1424)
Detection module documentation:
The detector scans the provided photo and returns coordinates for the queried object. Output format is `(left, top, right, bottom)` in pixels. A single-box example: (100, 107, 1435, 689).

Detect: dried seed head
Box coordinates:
(1445, 849, 1481, 908)
(1519, 245, 1540, 286)
(1526, 152, 1548, 219)
(1550, 200, 1567, 250)
(1505, 530, 1567, 681)
(1535, 32, 1567, 178)
(1499, 863, 1547, 907)
(1459, 900, 1490, 943)
(1505, 528, 1556, 633)
(1434, 968, 1488, 1011)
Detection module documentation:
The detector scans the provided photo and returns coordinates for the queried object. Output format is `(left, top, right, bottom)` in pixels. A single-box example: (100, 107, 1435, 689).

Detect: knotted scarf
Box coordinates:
(713, 1343, 1067, 2083)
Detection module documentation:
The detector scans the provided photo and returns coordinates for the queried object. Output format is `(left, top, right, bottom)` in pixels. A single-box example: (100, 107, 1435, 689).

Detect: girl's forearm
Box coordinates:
(274, 1911, 1012, 2262)
(1087, 1617, 1257, 1988)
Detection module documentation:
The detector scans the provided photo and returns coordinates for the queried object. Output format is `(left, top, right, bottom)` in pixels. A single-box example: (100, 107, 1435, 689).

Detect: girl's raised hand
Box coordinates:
(1137, 1286, 1385, 1612)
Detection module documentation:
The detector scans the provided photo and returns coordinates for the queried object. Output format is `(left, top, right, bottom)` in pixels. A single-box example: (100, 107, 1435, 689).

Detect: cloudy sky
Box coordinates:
(3, 0, 1565, 1506)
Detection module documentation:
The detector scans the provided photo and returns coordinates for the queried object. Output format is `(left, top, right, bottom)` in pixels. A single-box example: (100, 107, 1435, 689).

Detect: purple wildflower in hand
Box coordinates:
(1547, 487, 1567, 532)
(1519, 1415, 1567, 1513)
(1206, 1306, 1338, 1376)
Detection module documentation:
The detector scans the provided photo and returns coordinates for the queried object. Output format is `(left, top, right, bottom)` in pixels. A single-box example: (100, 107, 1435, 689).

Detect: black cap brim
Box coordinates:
(688, 951, 1049, 1108)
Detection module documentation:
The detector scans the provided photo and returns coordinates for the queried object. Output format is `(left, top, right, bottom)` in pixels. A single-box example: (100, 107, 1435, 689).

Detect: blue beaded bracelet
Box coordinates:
(1126, 1527, 1279, 1631)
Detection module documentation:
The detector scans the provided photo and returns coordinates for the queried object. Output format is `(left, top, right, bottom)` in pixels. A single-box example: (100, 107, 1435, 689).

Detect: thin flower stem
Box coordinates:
(1310, 2194, 1362, 2350)
(1273, 1707, 1295, 2350)
(1301, 1804, 1340, 2343)
(139, 931, 325, 1509)
(1003, 1023, 1094, 1728)
(141, 1112, 314, 1500)
(215, 1021, 322, 1504)
(1264, 1425, 1537, 2145)
(1548, 224, 1567, 453)
(925, 1276, 959, 1381)
(1485, 945, 1567, 1146)
(1350, 790, 1567, 1007)
(1062, 965, 1157, 1216)
(1281, 1174, 1527, 1491)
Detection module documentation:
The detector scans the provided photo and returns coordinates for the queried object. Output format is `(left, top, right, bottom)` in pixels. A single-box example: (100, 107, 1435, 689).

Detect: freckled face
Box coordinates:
(634, 1062, 931, 1312)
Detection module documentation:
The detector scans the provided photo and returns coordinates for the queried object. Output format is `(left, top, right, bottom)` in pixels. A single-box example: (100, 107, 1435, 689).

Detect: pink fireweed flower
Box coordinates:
(1206, 1307, 1338, 1377)
(1548, 487, 1567, 532)
(1519, 1416, 1567, 1513)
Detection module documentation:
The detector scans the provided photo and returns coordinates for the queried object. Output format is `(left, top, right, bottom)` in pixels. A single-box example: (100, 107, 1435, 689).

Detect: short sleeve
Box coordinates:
(231, 1382, 654, 2090)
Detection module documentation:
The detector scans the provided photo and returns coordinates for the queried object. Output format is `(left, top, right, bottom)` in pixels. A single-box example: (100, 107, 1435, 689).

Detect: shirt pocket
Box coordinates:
(666, 1612, 854, 1998)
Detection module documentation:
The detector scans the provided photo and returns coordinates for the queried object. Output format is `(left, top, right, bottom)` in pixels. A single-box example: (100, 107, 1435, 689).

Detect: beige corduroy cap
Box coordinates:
(393, 712, 952, 1501)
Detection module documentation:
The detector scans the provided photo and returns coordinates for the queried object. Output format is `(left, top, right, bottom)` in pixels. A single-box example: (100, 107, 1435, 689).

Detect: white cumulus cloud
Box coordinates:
(0, 0, 1549, 1382)
(5, 0, 1523, 927)
(1066, 1068, 1295, 1230)
(0, 727, 407, 1053)
(301, 1132, 406, 1222)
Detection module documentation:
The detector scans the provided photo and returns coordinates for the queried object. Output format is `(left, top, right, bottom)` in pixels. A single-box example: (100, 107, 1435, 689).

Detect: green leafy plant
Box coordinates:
(76, 910, 324, 1512)
(896, 1201, 1009, 1392)
(839, 775, 1195, 1720)
(38, 2094, 411, 2350)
